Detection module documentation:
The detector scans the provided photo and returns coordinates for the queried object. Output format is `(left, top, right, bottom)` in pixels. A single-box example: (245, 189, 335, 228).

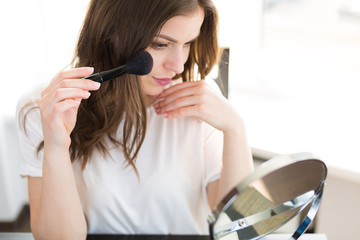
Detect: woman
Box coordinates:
(17, 0, 254, 239)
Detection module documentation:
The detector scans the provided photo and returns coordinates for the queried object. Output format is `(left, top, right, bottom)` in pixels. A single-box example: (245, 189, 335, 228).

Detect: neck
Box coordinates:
(144, 95, 156, 107)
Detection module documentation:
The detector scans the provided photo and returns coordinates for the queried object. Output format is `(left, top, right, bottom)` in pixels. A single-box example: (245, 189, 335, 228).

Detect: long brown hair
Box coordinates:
(22, 0, 219, 172)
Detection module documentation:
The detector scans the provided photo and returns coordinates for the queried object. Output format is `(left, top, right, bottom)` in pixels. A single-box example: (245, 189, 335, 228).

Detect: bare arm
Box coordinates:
(207, 116, 253, 209)
(28, 150, 86, 240)
(28, 67, 100, 239)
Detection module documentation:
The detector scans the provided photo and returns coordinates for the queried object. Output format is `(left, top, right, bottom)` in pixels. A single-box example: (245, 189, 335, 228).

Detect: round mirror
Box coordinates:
(208, 152, 327, 240)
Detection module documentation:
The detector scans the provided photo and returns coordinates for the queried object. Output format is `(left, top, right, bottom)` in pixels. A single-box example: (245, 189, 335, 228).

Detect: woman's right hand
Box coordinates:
(39, 67, 101, 148)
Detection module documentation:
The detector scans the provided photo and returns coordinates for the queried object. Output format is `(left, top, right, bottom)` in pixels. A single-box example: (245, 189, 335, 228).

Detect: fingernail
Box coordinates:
(92, 81, 101, 88)
(154, 107, 161, 114)
(162, 113, 168, 118)
(87, 67, 94, 73)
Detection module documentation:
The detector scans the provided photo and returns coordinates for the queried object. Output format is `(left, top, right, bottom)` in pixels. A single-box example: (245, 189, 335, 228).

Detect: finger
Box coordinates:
(155, 86, 200, 108)
(74, 97, 82, 103)
(51, 88, 91, 104)
(157, 81, 201, 98)
(41, 88, 90, 115)
(40, 98, 81, 129)
(57, 78, 101, 91)
(163, 105, 201, 119)
(44, 78, 99, 108)
(53, 99, 82, 114)
(155, 81, 208, 109)
(42, 67, 94, 97)
(58, 67, 95, 80)
(155, 95, 201, 114)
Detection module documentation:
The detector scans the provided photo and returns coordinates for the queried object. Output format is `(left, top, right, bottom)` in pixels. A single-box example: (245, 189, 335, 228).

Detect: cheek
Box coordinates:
(148, 52, 164, 74)
(183, 48, 191, 64)
(146, 48, 190, 73)
(150, 58, 161, 75)
(146, 48, 162, 69)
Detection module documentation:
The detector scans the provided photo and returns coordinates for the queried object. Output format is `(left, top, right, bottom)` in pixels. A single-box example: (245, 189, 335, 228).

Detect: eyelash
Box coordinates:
(151, 41, 194, 50)
(186, 41, 195, 46)
(151, 42, 168, 49)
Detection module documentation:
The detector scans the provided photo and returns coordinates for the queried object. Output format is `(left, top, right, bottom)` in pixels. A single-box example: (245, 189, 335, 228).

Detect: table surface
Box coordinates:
(0, 233, 327, 240)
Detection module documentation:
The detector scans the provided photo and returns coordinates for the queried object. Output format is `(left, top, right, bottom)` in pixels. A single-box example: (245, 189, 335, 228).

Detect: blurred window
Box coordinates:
(239, 0, 360, 172)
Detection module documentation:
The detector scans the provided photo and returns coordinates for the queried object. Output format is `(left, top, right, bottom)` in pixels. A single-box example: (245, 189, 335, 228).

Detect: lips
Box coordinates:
(153, 77, 172, 86)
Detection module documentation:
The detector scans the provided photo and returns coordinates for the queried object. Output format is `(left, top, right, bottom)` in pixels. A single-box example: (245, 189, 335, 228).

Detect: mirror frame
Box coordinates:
(208, 152, 327, 240)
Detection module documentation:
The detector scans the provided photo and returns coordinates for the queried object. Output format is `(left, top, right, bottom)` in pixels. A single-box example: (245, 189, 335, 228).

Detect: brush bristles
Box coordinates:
(125, 51, 153, 75)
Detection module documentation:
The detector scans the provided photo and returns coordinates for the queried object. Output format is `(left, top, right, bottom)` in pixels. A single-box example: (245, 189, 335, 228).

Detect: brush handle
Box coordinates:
(83, 65, 127, 83)
(83, 73, 104, 83)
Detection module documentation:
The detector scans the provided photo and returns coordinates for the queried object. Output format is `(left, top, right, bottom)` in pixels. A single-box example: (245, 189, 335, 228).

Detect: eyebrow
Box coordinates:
(156, 34, 199, 43)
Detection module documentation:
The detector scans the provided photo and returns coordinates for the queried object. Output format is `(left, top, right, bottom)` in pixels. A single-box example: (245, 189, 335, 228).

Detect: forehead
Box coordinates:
(158, 8, 205, 42)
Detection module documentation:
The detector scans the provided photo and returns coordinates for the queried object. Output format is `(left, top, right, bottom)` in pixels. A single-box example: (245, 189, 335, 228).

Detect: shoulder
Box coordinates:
(16, 84, 46, 118)
(16, 85, 45, 141)
(204, 77, 223, 96)
(17, 84, 44, 112)
(16, 85, 46, 177)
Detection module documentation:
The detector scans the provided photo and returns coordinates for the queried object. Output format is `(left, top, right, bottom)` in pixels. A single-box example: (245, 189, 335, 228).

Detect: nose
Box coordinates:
(164, 48, 185, 74)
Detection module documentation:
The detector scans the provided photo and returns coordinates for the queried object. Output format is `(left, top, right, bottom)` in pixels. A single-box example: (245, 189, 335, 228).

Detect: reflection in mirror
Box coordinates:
(208, 152, 327, 240)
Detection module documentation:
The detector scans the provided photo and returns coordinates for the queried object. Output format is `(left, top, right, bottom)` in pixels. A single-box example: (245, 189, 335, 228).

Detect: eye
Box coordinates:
(151, 42, 168, 50)
(185, 41, 195, 47)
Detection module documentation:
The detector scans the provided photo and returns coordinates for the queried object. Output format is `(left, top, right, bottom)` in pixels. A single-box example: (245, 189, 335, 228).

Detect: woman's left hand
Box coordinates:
(154, 80, 239, 133)
(154, 80, 254, 205)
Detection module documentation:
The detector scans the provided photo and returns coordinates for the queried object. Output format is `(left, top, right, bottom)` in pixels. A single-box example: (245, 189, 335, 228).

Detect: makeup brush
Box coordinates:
(83, 51, 153, 83)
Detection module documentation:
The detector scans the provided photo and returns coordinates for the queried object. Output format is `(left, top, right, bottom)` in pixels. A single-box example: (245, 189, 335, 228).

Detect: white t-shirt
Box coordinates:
(16, 79, 223, 234)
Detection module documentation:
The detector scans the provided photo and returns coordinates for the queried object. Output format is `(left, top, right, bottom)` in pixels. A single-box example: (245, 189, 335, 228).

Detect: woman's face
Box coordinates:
(140, 7, 205, 104)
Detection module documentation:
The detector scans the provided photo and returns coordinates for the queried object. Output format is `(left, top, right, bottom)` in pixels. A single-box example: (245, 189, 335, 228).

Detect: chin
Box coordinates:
(147, 87, 165, 96)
